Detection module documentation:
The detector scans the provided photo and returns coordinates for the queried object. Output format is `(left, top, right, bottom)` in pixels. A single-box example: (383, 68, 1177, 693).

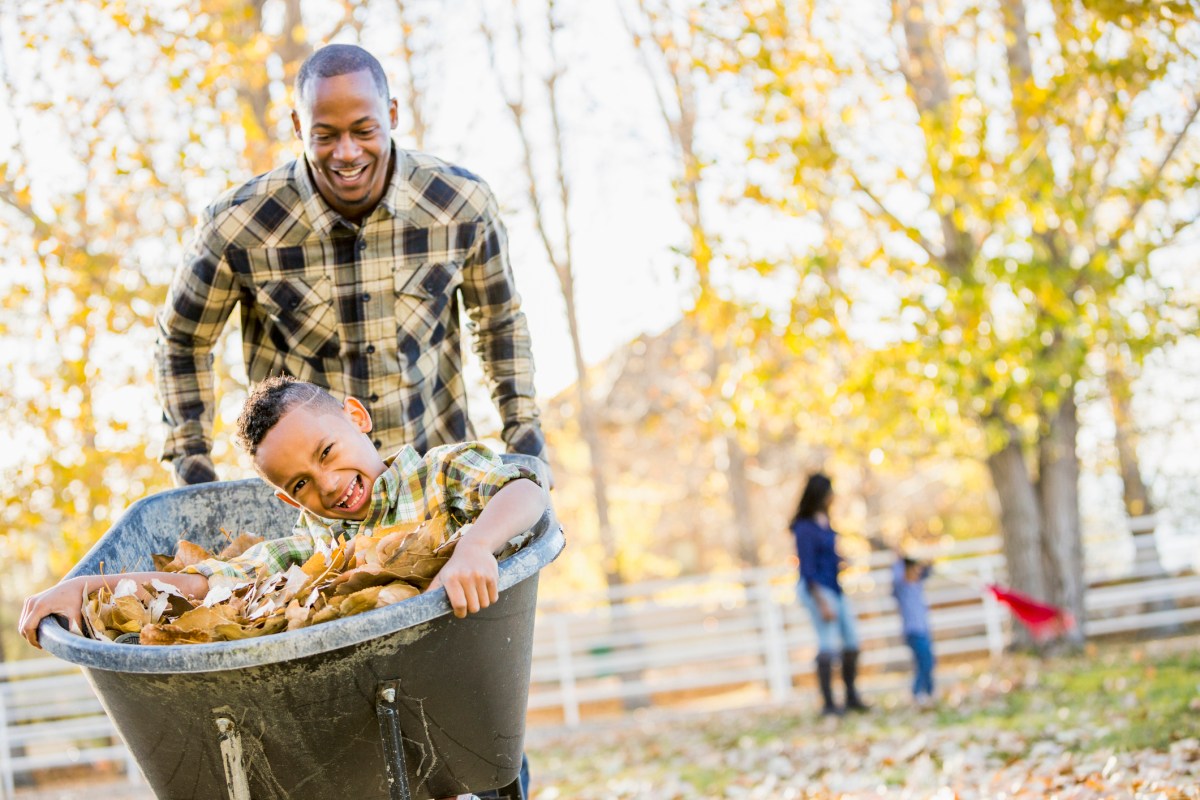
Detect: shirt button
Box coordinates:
(373, 439, 382, 449)
(357, 239, 367, 251)
(366, 344, 376, 354)
(370, 394, 379, 402)
(362, 293, 371, 302)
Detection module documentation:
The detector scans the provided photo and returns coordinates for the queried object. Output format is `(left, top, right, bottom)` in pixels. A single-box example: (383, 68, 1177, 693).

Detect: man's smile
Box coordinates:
(331, 164, 369, 184)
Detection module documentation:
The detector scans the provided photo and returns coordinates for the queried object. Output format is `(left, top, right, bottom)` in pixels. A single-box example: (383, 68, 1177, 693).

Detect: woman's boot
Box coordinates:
(816, 653, 841, 715)
(842, 648, 869, 712)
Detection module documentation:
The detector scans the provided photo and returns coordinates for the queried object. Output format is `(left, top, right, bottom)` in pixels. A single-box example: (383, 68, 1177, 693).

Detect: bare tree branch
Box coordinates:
(847, 168, 938, 261)
(1104, 94, 1200, 250)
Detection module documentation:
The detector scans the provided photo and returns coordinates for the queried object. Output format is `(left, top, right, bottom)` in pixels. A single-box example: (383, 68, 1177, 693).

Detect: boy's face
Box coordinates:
(256, 397, 388, 521)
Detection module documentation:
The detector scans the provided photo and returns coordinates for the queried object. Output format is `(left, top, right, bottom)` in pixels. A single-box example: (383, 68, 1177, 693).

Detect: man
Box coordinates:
(155, 44, 546, 487)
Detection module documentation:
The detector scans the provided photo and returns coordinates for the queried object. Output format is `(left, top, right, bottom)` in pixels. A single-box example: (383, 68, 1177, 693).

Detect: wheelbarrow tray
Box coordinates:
(39, 455, 564, 800)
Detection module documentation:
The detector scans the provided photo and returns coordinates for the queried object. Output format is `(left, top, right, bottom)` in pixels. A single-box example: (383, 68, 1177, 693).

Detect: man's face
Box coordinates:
(255, 397, 388, 521)
(292, 70, 398, 222)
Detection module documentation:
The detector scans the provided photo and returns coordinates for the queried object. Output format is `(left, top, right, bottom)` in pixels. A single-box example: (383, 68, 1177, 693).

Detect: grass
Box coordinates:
(527, 637, 1200, 799)
(928, 645, 1200, 753)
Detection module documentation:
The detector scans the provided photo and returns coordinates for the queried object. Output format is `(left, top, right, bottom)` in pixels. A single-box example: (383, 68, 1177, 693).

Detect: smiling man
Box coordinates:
(154, 44, 546, 489)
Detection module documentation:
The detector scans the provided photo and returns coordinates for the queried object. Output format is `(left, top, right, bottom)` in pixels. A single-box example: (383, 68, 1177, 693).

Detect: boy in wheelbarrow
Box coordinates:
(21, 376, 547, 800)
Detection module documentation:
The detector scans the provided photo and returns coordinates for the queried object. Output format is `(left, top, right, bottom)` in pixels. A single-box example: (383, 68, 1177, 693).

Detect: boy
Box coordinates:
(892, 553, 936, 708)
(20, 376, 548, 648)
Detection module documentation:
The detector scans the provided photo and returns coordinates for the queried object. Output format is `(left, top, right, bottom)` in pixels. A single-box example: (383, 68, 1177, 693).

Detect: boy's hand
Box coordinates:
(19, 578, 86, 649)
(427, 536, 499, 619)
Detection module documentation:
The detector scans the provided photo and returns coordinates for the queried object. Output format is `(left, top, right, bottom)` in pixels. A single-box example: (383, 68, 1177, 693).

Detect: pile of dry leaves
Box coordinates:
(81, 517, 457, 645)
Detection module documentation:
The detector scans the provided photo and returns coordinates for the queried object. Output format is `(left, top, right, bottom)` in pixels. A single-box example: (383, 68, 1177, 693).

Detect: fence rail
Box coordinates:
(2, 527, 1196, 795)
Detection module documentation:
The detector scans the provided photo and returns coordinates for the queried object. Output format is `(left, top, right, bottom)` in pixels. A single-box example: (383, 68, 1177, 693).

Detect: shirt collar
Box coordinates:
(358, 445, 423, 529)
(295, 143, 410, 238)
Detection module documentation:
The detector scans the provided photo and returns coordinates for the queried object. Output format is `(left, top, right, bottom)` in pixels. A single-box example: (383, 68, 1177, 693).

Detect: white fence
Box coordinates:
(525, 527, 1200, 726)
(3, 527, 1197, 794)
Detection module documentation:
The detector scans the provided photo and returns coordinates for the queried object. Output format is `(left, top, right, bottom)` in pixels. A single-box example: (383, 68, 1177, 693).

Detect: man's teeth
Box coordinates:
(334, 165, 366, 179)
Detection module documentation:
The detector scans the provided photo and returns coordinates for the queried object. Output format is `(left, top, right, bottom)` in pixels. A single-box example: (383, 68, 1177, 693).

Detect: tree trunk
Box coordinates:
(724, 433, 760, 567)
(1107, 366, 1177, 629)
(1108, 368, 1154, 521)
(1037, 393, 1086, 646)
(985, 427, 1045, 649)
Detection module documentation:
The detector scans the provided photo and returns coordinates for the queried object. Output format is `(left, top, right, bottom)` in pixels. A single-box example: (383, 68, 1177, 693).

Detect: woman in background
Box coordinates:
(791, 473, 869, 716)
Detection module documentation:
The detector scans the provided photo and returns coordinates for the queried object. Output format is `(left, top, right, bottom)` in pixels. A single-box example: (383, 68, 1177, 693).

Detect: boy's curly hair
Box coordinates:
(236, 376, 345, 456)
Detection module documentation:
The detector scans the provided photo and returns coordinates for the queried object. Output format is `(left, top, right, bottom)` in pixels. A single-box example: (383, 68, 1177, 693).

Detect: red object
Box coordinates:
(987, 584, 1076, 641)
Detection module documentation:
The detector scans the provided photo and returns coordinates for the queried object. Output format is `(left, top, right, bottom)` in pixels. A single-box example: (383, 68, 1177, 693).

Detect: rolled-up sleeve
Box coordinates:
(459, 186, 546, 462)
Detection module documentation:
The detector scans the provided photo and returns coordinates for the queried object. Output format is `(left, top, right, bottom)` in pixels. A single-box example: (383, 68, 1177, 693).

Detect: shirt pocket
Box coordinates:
(252, 276, 341, 359)
(393, 261, 463, 354)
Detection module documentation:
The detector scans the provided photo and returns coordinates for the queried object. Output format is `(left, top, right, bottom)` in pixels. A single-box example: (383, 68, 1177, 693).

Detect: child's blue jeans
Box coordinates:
(905, 632, 935, 697)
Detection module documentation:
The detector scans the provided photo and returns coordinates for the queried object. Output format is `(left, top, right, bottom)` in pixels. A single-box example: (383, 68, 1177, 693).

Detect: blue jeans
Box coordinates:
(905, 632, 935, 697)
(475, 753, 529, 799)
(798, 583, 860, 654)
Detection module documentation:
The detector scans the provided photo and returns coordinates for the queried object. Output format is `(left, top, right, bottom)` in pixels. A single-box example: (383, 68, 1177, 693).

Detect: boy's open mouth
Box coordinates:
(334, 475, 366, 511)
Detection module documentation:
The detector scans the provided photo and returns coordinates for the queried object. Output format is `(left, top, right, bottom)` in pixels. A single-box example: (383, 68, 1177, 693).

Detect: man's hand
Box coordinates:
(19, 578, 87, 649)
(427, 535, 499, 619)
(174, 453, 218, 486)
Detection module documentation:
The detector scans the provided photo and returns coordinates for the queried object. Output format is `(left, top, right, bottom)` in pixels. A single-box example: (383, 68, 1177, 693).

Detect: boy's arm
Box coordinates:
(19, 571, 209, 649)
(427, 478, 547, 618)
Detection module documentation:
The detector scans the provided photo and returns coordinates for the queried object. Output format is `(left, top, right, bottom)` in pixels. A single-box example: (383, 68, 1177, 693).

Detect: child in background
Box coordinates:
(892, 553, 936, 708)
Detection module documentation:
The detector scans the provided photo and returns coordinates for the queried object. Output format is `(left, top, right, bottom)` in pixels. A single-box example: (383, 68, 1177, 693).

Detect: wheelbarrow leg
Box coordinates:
(495, 776, 525, 800)
(377, 680, 413, 800)
(215, 716, 252, 800)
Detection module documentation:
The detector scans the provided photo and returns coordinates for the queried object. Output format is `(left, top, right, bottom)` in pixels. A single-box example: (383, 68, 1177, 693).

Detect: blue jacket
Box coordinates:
(791, 517, 843, 595)
(892, 560, 932, 635)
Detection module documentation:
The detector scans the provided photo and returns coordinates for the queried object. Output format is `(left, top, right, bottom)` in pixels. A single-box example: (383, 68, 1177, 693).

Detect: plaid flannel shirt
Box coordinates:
(184, 442, 541, 583)
(155, 146, 546, 470)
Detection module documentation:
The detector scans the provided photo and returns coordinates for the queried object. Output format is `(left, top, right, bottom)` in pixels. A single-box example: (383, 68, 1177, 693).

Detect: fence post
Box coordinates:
(552, 615, 581, 727)
(1, 675, 13, 800)
(980, 560, 1005, 658)
(755, 572, 791, 702)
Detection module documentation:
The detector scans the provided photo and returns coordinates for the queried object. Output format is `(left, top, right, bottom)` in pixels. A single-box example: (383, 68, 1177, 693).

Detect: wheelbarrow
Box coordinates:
(38, 454, 564, 800)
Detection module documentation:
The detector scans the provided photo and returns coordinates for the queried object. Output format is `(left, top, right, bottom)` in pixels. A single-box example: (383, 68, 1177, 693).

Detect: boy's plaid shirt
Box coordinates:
(155, 146, 546, 467)
(185, 442, 541, 583)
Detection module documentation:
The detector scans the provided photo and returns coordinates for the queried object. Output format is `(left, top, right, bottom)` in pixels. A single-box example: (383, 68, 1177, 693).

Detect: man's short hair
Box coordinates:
(295, 44, 389, 105)
(237, 376, 345, 456)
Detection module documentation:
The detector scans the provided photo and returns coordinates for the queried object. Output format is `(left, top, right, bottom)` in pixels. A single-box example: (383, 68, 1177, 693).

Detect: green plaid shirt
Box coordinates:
(155, 146, 546, 468)
(184, 442, 540, 583)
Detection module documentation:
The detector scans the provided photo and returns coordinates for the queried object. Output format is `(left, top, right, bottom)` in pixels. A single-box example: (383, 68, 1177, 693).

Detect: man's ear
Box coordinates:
(343, 396, 374, 433)
(388, 97, 399, 130)
(275, 490, 303, 510)
(292, 108, 303, 141)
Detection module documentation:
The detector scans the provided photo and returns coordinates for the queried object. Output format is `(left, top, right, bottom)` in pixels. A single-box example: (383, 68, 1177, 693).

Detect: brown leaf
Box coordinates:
(109, 595, 149, 633)
(140, 624, 214, 645)
(285, 599, 313, 631)
(213, 616, 287, 641)
(332, 564, 398, 596)
(159, 540, 215, 572)
(217, 532, 264, 560)
(311, 604, 340, 625)
(337, 585, 384, 617)
(171, 604, 238, 633)
(376, 583, 420, 607)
